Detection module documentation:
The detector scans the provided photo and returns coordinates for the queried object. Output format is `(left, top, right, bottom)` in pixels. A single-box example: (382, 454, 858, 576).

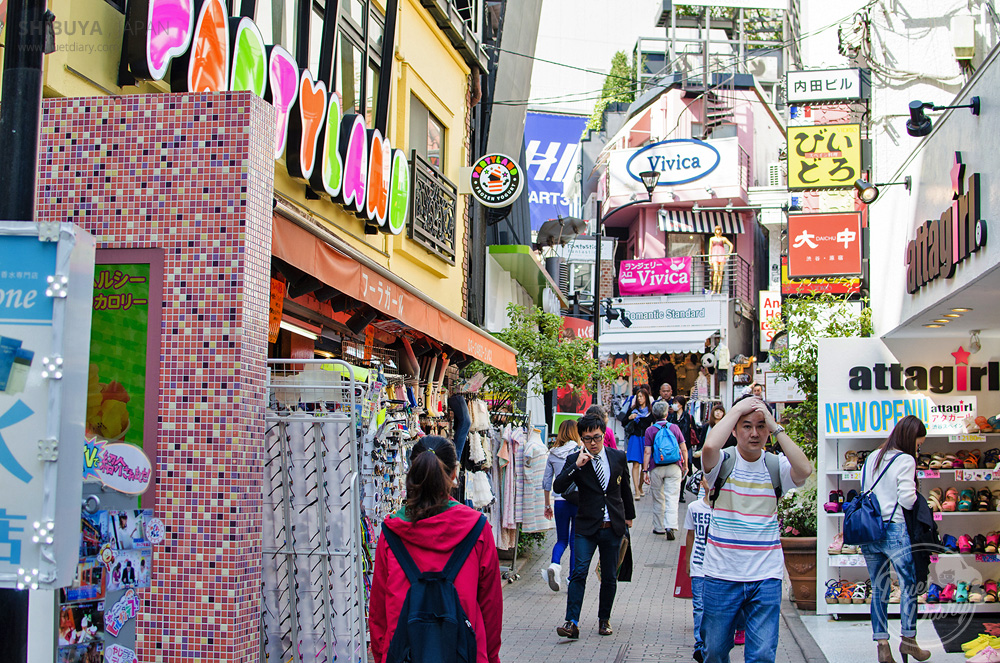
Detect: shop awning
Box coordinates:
(597, 328, 718, 357)
(658, 208, 745, 234)
(272, 212, 518, 375)
(488, 245, 569, 308)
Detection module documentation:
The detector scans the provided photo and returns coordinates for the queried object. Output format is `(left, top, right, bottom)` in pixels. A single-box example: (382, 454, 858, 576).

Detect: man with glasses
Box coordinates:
(553, 413, 635, 639)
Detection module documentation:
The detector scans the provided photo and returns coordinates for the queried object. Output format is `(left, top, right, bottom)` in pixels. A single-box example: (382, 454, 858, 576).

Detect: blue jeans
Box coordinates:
(551, 501, 577, 574)
(701, 577, 781, 663)
(692, 577, 748, 656)
(448, 394, 471, 459)
(861, 521, 918, 640)
(565, 527, 622, 623)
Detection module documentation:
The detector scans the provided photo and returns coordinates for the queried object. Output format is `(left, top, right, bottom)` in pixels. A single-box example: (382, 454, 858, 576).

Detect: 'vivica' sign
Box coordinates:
(625, 139, 721, 186)
(618, 257, 692, 295)
(121, 0, 410, 234)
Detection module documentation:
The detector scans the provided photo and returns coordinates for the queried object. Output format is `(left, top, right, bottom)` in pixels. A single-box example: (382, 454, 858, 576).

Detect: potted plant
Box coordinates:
(777, 485, 818, 610)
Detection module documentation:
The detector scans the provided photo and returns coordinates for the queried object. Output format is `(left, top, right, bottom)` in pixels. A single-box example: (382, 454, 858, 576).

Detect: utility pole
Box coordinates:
(0, 1, 51, 661)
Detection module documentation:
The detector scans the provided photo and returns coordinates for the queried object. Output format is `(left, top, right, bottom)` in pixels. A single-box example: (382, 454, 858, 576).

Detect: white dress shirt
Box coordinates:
(594, 448, 612, 521)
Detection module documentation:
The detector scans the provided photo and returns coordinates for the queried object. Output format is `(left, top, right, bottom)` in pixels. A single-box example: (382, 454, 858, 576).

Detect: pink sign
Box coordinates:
(618, 257, 692, 295)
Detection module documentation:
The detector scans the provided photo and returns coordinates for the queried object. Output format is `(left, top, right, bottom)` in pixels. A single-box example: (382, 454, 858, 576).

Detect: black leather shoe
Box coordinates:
(556, 621, 580, 639)
(599, 620, 613, 636)
(666, 529, 676, 540)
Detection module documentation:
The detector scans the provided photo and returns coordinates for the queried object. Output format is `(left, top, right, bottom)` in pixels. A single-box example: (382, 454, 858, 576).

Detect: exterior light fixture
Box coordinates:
(854, 176, 912, 204)
(923, 324, 943, 328)
(638, 170, 661, 198)
(952, 307, 973, 312)
(279, 319, 319, 340)
(906, 96, 980, 137)
(932, 319, 951, 324)
(705, 186, 716, 197)
(970, 330, 982, 354)
(943, 313, 962, 318)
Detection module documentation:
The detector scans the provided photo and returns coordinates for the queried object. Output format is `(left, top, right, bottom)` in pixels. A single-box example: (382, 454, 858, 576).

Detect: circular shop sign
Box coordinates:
(470, 153, 524, 208)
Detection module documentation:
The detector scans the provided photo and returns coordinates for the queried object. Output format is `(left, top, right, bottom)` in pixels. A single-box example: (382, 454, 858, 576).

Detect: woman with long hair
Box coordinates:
(625, 387, 652, 499)
(369, 436, 503, 663)
(859, 415, 930, 663)
(542, 419, 582, 591)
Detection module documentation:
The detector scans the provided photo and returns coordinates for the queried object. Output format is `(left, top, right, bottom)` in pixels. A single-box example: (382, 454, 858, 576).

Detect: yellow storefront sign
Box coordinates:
(787, 124, 861, 190)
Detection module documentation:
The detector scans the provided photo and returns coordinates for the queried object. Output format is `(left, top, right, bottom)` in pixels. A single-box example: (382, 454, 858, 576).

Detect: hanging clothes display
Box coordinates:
(520, 428, 553, 533)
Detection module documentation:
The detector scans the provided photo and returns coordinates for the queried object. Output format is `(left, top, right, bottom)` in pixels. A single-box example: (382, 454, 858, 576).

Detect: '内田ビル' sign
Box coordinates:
(618, 258, 692, 295)
(787, 212, 862, 278)
(121, 0, 410, 235)
(786, 68, 868, 103)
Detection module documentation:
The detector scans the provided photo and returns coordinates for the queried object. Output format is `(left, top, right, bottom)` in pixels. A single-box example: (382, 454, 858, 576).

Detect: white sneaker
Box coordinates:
(546, 563, 561, 591)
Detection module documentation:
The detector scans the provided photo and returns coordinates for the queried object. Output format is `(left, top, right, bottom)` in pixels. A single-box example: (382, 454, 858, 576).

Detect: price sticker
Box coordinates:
(929, 554, 939, 563)
(951, 434, 987, 443)
(956, 470, 968, 481)
(842, 471, 861, 481)
(917, 470, 940, 479)
(978, 554, 1000, 562)
(933, 512, 944, 521)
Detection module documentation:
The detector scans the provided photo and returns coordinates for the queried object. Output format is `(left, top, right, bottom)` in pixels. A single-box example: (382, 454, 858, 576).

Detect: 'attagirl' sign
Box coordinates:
(121, 0, 410, 235)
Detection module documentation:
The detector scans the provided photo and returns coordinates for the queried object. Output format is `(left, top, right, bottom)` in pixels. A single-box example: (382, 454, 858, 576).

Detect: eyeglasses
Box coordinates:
(581, 435, 603, 443)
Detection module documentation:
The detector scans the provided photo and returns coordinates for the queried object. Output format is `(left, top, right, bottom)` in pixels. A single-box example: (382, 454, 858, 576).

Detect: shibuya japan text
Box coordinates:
(12, 0, 1000, 662)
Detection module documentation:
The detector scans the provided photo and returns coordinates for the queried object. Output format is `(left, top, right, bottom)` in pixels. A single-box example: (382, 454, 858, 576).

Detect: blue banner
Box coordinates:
(524, 112, 588, 231)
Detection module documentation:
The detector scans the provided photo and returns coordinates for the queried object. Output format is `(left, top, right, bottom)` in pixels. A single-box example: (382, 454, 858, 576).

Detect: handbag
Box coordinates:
(560, 481, 579, 506)
(843, 453, 902, 545)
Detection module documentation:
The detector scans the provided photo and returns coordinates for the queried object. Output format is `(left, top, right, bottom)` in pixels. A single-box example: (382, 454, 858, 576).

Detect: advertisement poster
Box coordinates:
(556, 318, 595, 415)
(618, 258, 692, 296)
(524, 112, 588, 231)
(787, 212, 863, 278)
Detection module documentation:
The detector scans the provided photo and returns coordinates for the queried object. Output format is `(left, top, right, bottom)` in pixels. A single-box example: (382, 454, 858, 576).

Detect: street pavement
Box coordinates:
(500, 489, 813, 663)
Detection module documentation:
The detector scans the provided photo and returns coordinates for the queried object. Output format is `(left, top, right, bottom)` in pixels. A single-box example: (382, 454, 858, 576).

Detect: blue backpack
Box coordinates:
(843, 453, 902, 545)
(652, 422, 681, 465)
(380, 515, 486, 663)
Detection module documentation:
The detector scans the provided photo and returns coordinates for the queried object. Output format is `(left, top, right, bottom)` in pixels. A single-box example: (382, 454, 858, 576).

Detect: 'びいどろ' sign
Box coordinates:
(121, 0, 410, 235)
(618, 258, 692, 295)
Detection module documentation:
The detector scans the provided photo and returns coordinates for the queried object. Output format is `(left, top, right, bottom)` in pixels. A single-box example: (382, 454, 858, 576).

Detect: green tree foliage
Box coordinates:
(469, 304, 623, 413)
(586, 50, 636, 133)
(768, 293, 872, 461)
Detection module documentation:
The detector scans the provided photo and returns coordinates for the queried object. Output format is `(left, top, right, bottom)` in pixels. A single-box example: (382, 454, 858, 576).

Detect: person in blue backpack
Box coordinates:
(642, 399, 687, 539)
(369, 436, 502, 663)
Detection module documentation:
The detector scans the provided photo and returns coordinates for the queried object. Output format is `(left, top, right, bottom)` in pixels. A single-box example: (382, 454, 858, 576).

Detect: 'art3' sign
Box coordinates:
(122, 0, 410, 235)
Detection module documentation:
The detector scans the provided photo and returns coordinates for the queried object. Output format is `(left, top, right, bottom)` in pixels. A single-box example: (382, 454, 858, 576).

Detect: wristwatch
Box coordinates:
(770, 425, 785, 435)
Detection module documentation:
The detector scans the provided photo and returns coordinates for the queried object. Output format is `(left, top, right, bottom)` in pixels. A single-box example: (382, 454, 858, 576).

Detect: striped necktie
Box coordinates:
(593, 453, 607, 491)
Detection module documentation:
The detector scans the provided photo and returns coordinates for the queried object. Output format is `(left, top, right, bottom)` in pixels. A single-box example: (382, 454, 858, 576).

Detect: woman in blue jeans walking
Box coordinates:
(542, 419, 581, 591)
(859, 415, 931, 663)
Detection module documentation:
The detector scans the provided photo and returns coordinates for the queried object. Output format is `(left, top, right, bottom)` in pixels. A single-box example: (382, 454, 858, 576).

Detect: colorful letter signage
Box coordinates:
(906, 152, 987, 294)
(787, 124, 861, 190)
(618, 258, 692, 295)
(122, 5, 411, 234)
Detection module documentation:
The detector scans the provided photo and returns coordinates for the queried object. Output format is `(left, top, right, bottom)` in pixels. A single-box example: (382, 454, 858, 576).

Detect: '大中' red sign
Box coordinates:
(618, 257, 692, 295)
(787, 212, 862, 278)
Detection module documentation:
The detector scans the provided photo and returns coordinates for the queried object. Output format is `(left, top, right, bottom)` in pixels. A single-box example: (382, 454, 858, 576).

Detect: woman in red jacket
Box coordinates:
(369, 436, 503, 663)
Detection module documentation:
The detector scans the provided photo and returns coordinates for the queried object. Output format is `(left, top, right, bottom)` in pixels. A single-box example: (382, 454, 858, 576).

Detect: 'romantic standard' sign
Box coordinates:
(618, 258, 692, 295)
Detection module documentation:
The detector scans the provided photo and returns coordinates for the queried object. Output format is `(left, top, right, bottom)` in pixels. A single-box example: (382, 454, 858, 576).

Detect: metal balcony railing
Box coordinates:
(409, 151, 458, 264)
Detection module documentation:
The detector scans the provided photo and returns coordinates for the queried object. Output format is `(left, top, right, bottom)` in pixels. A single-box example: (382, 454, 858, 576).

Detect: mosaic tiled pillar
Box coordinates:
(36, 92, 275, 662)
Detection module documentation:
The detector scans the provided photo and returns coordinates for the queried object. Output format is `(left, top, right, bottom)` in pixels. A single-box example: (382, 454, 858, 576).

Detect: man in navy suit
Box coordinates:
(553, 413, 636, 639)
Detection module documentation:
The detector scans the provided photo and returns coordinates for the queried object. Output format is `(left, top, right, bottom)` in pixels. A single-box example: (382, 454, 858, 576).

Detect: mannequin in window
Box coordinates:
(708, 226, 734, 294)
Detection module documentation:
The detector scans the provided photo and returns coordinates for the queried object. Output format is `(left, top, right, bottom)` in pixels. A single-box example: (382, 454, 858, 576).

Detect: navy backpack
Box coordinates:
(380, 515, 486, 663)
(843, 453, 902, 545)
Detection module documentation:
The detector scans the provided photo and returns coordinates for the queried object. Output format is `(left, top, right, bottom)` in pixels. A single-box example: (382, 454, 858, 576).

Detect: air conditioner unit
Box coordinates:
(952, 15, 976, 60)
(768, 163, 783, 187)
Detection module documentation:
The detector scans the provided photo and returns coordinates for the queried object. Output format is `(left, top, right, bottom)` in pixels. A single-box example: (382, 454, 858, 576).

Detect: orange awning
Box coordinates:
(272, 214, 518, 375)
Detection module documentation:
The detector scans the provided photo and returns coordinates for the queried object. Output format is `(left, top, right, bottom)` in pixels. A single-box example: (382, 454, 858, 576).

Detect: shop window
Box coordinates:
(365, 62, 381, 128)
(667, 233, 704, 257)
(339, 36, 364, 115)
(409, 96, 446, 171)
(568, 263, 594, 296)
(255, 0, 296, 51)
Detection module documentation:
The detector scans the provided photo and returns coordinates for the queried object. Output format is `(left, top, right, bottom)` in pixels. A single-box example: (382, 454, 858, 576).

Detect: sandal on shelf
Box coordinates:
(959, 533, 974, 553)
(957, 581, 971, 603)
(979, 489, 994, 512)
(970, 584, 985, 603)
(857, 450, 870, 467)
(917, 453, 931, 470)
(943, 534, 959, 552)
(928, 487, 943, 512)
(959, 488, 976, 512)
(865, 579, 873, 604)
(943, 487, 960, 511)
(852, 583, 868, 604)
(987, 532, 1000, 553)
(974, 534, 988, 554)
(845, 489, 858, 503)
(828, 533, 844, 555)
(947, 453, 964, 469)
(929, 453, 946, 470)
(985, 448, 1000, 469)
(966, 449, 983, 469)
(977, 416, 995, 433)
(993, 490, 1000, 512)
(825, 579, 842, 604)
(940, 583, 958, 602)
(889, 582, 902, 604)
(838, 583, 855, 604)
(843, 450, 859, 471)
(986, 579, 999, 603)
(926, 583, 942, 604)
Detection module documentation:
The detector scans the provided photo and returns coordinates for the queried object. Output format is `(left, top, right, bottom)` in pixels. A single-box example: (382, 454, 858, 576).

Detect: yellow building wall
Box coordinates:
(1, 0, 472, 317)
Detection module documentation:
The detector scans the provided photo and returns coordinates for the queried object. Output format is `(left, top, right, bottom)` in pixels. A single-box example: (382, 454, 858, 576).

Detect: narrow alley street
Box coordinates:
(500, 494, 812, 663)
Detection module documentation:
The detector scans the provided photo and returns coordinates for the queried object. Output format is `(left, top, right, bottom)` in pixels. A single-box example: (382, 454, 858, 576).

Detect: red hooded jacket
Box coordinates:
(369, 502, 503, 663)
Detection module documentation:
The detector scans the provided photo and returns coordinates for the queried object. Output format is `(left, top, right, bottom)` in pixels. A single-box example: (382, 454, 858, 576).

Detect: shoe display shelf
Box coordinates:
(817, 434, 1000, 617)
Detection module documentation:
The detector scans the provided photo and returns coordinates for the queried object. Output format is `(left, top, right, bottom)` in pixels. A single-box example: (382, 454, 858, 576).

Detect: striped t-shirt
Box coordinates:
(701, 450, 800, 582)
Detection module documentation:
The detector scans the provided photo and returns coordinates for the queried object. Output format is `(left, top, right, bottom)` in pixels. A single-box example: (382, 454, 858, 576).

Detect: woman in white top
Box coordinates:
(859, 415, 930, 663)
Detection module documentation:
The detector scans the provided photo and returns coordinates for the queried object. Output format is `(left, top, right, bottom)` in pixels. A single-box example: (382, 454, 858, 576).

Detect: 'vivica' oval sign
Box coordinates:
(626, 139, 721, 186)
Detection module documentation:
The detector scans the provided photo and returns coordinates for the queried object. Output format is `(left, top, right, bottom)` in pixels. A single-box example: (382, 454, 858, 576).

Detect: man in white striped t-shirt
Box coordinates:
(700, 396, 812, 663)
